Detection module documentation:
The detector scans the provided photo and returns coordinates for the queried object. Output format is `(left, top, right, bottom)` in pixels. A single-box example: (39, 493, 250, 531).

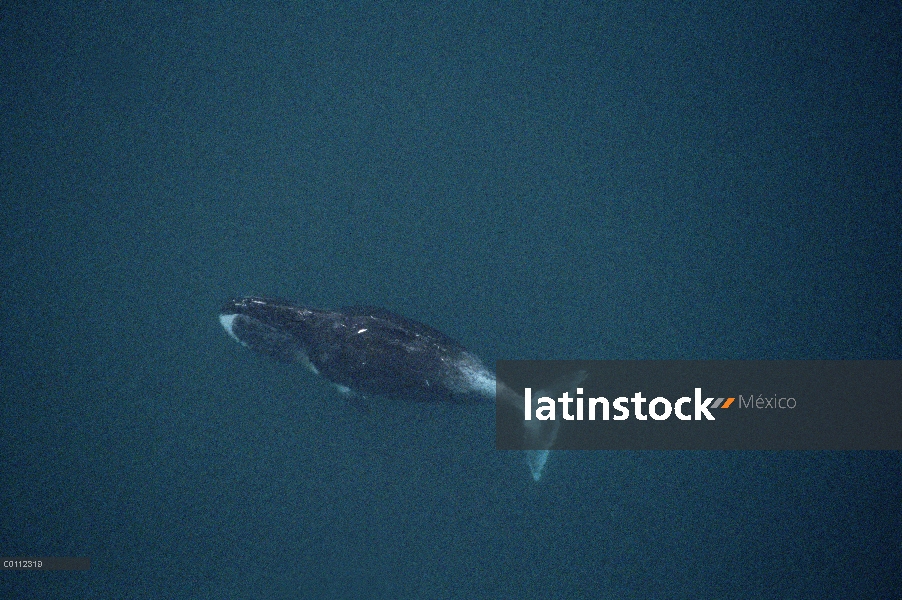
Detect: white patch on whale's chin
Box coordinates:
(219, 314, 246, 346)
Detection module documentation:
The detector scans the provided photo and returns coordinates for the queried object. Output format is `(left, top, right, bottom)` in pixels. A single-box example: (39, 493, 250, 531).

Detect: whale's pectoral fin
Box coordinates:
(522, 370, 588, 481)
(335, 385, 372, 414)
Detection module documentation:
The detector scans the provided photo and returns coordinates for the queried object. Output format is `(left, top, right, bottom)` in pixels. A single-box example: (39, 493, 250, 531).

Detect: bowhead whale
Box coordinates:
(219, 296, 584, 480)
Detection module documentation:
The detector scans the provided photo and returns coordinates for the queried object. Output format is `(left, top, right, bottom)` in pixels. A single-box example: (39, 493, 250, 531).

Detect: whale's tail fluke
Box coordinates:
(498, 370, 588, 482)
(525, 370, 587, 481)
(525, 449, 552, 482)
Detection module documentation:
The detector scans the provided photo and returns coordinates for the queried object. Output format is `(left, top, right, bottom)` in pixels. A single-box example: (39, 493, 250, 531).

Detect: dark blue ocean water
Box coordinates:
(2, 2, 900, 598)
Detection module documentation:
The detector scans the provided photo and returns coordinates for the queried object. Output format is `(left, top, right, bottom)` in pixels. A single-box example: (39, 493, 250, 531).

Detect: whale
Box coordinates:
(218, 296, 584, 480)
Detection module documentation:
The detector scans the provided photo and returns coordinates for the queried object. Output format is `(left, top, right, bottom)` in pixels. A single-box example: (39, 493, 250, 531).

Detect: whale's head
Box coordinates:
(219, 297, 316, 367)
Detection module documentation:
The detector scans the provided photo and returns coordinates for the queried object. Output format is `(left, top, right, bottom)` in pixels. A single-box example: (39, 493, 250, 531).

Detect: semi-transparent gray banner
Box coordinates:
(495, 361, 901, 450)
